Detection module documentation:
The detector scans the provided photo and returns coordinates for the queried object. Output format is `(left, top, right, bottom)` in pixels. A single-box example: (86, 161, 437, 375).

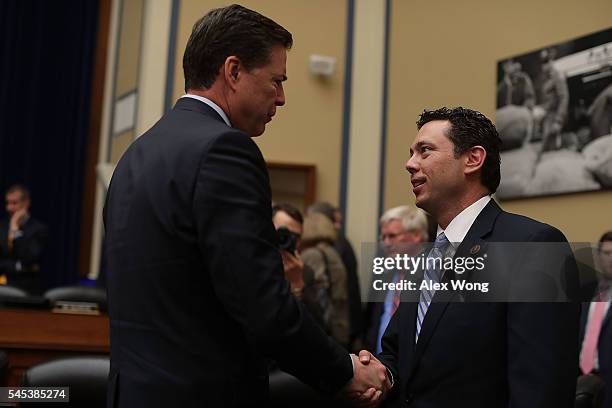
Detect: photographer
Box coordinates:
(272, 204, 327, 329)
(272, 203, 305, 299)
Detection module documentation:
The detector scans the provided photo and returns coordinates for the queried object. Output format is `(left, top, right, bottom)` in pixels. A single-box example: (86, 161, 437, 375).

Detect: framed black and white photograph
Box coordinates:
(496, 27, 612, 200)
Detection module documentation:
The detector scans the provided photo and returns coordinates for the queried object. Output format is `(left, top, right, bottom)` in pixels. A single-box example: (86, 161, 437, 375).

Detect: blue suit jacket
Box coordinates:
(379, 199, 581, 408)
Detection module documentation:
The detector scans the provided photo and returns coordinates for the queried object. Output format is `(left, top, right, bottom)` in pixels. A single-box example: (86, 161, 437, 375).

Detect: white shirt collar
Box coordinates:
(436, 195, 491, 246)
(181, 94, 231, 127)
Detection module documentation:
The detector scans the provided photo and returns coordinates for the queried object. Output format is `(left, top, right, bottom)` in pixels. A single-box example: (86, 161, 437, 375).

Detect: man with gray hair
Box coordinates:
(364, 205, 429, 353)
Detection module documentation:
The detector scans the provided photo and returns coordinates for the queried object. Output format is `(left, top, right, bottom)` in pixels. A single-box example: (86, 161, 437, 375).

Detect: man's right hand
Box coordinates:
(281, 250, 304, 298)
(340, 352, 392, 407)
(10, 208, 27, 231)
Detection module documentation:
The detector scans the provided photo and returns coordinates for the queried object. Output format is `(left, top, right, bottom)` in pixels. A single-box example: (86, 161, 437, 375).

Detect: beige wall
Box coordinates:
(173, 0, 347, 204)
(115, 0, 144, 97)
(385, 0, 612, 242)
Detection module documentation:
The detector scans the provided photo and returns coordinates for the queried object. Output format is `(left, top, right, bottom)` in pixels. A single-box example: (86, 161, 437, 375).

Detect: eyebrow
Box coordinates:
(410, 140, 430, 152)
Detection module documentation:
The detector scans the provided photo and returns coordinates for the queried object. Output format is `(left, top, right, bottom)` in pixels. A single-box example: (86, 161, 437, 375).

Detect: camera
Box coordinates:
(277, 227, 298, 254)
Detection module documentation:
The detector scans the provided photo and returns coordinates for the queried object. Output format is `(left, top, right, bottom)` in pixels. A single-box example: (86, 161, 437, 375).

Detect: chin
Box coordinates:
(414, 195, 426, 210)
(250, 125, 266, 137)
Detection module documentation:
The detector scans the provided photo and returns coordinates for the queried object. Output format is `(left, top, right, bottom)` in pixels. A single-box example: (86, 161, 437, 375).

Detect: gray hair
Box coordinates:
(379, 205, 429, 241)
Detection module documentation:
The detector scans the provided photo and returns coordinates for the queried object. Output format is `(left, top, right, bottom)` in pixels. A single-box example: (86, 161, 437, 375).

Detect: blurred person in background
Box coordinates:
(0, 184, 48, 294)
(578, 231, 612, 408)
(272, 203, 326, 327)
(301, 212, 350, 349)
(308, 202, 363, 350)
(272, 203, 305, 299)
(364, 205, 428, 353)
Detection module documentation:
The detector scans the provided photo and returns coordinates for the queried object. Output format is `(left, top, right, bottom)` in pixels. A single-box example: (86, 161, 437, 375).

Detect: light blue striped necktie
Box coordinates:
(416, 232, 450, 342)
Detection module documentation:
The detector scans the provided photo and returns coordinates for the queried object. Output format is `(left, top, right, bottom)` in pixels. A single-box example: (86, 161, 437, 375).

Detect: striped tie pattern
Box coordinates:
(416, 232, 450, 341)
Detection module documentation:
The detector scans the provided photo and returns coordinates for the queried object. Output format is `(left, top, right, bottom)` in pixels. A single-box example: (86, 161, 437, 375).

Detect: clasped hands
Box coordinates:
(340, 350, 392, 407)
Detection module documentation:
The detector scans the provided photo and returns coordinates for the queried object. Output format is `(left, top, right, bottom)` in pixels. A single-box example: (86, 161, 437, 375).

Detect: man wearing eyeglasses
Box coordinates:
(364, 205, 429, 353)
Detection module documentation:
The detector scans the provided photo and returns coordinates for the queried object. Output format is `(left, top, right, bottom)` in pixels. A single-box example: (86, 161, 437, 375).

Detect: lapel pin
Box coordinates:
(470, 244, 480, 255)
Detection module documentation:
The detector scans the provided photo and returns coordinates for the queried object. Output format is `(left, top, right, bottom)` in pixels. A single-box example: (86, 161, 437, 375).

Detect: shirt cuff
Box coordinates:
(386, 367, 394, 388)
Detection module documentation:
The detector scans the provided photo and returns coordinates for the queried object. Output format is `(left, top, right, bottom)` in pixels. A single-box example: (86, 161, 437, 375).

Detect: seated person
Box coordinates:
(0, 185, 48, 294)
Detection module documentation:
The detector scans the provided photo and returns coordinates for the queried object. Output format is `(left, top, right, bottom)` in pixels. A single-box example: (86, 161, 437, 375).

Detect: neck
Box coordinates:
(432, 189, 488, 230)
(187, 87, 230, 118)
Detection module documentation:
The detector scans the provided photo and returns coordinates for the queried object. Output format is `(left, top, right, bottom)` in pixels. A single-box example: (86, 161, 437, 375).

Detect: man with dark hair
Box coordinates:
(271, 203, 331, 333)
(271, 203, 306, 299)
(104, 5, 388, 407)
(0, 184, 47, 293)
(360, 107, 580, 407)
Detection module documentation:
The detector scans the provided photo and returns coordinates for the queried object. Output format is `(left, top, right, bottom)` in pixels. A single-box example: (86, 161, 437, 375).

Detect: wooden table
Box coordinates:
(0, 308, 109, 386)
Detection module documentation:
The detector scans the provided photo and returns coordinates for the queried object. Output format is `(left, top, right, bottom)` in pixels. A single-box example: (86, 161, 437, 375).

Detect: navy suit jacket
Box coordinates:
(580, 301, 612, 408)
(378, 200, 581, 408)
(103, 98, 352, 407)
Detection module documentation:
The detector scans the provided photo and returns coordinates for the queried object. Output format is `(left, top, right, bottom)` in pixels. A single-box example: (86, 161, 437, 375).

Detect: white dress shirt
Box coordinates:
(181, 94, 231, 127)
(437, 195, 492, 249)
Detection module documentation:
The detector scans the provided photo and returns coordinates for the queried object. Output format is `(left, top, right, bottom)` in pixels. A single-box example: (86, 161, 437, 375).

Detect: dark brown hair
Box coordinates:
(417, 107, 502, 193)
(183, 4, 293, 90)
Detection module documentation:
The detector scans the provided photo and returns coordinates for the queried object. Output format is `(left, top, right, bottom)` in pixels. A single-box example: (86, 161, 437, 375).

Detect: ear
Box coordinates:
(463, 146, 486, 176)
(223, 56, 241, 91)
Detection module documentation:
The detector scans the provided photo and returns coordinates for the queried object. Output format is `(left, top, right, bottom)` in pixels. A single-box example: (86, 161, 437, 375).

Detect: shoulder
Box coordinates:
(23, 217, 48, 232)
(302, 246, 324, 263)
(494, 210, 567, 242)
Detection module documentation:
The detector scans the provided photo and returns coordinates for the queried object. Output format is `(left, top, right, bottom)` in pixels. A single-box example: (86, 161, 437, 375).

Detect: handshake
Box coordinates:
(340, 350, 393, 407)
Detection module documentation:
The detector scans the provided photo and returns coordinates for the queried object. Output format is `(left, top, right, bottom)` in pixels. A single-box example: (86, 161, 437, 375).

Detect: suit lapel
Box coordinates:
(410, 200, 502, 366)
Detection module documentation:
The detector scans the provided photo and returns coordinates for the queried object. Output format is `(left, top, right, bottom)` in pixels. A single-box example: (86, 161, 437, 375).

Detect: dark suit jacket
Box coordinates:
(379, 200, 580, 408)
(0, 216, 48, 293)
(580, 301, 612, 408)
(364, 301, 384, 353)
(364, 268, 398, 353)
(103, 98, 352, 408)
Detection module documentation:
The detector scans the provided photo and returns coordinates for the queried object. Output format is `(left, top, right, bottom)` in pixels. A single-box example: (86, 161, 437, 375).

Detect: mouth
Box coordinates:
(411, 178, 426, 193)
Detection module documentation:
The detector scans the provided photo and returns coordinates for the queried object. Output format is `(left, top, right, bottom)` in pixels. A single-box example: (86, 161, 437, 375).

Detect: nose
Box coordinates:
(276, 84, 285, 106)
(406, 155, 418, 175)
